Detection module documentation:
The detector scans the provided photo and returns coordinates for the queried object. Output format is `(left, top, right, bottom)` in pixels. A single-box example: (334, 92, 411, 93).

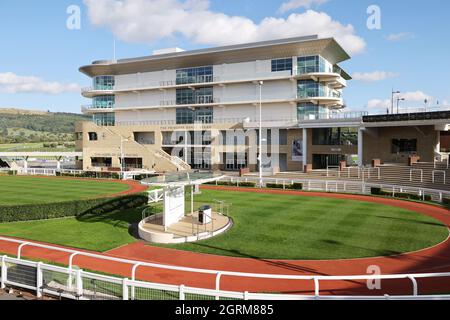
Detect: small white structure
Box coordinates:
(142, 172, 224, 229)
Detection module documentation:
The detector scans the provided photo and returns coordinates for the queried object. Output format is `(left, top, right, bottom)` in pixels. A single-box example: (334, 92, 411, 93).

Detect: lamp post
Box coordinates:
(391, 90, 401, 114)
(397, 98, 405, 114)
(258, 81, 264, 188)
(120, 137, 129, 180)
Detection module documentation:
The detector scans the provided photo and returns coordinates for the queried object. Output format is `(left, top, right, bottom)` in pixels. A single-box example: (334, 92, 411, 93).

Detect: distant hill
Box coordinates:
(0, 108, 90, 144)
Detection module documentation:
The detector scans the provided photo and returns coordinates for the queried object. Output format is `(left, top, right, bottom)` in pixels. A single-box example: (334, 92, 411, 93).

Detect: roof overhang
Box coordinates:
(80, 36, 351, 77)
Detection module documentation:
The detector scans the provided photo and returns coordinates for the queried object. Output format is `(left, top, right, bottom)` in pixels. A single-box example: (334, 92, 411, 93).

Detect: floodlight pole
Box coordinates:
(258, 81, 264, 188)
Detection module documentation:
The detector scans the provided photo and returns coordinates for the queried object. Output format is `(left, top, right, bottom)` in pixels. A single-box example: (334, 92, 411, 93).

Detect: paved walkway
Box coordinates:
(1, 186, 449, 296)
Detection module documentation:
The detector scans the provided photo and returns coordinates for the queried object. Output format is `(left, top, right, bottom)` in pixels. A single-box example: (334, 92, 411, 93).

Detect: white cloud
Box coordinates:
(352, 71, 399, 82)
(366, 91, 434, 111)
(278, 0, 328, 13)
(84, 0, 366, 55)
(0, 72, 80, 94)
(366, 99, 391, 109)
(386, 32, 414, 42)
(400, 91, 433, 102)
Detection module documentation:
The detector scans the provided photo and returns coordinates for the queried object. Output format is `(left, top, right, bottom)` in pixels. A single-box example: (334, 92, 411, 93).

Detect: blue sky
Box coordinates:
(0, 0, 449, 114)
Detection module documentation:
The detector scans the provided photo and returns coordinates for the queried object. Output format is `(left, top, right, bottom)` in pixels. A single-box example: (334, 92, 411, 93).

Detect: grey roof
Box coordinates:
(80, 36, 351, 77)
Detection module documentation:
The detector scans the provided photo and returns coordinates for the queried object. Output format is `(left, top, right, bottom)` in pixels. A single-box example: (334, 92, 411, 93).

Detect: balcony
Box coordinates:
(297, 88, 344, 107)
(81, 104, 115, 114)
(81, 86, 115, 98)
(300, 111, 368, 122)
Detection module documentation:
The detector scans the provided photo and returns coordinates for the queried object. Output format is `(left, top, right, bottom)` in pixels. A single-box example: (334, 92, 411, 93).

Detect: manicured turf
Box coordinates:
(160, 190, 449, 260)
(0, 176, 130, 205)
(0, 188, 447, 259)
(0, 208, 141, 252)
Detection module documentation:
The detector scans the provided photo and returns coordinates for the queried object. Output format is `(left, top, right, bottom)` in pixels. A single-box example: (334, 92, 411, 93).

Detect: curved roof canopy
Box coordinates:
(80, 36, 351, 77)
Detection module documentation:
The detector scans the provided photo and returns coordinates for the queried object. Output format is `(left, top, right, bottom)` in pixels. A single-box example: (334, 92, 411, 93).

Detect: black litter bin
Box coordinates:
(198, 205, 212, 224)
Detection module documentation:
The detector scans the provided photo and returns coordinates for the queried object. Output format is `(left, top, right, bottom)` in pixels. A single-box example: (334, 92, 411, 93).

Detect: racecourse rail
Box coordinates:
(2, 237, 450, 300)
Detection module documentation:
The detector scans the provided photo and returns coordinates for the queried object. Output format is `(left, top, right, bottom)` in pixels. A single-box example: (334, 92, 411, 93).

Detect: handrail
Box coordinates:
(3, 236, 450, 298)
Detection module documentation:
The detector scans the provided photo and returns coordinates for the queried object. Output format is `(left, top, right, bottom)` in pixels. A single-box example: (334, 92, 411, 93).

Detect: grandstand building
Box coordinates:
(76, 35, 450, 174)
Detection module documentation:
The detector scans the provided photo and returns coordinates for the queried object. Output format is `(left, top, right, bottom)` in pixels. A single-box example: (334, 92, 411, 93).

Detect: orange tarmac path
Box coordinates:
(1, 185, 449, 296)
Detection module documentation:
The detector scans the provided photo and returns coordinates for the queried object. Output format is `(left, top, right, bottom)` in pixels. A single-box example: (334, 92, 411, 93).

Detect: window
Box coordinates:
(93, 76, 115, 90)
(176, 87, 214, 105)
(176, 66, 213, 85)
(75, 132, 83, 141)
(297, 56, 327, 74)
(297, 103, 328, 120)
(297, 80, 327, 98)
(392, 139, 417, 154)
(271, 58, 293, 73)
(176, 107, 213, 124)
(88, 132, 98, 141)
(91, 157, 112, 167)
(93, 113, 115, 126)
(312, 128, 358, 146)
(92, 95, 115, 109)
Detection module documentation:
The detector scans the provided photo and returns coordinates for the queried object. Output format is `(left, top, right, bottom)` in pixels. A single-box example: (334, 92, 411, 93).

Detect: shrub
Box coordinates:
(237, 182, 257, 188)
(289, 183, 303, 190)
(371, 187, 382, 195)
(266, 183, 285, 189)
(217, 181, 238, 187)
(0, 194, 147, 223)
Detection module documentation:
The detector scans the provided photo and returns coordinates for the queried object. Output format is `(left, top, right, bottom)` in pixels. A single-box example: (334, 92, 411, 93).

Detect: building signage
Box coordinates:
(292, 139, 303, 162)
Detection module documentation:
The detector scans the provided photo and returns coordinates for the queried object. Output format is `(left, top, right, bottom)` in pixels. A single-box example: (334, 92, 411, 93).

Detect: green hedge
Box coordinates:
(57, 171, 121, 180)
(266, 183, 303, 190)
(0, 194, 148, 223)
(371, 187, 432, 202)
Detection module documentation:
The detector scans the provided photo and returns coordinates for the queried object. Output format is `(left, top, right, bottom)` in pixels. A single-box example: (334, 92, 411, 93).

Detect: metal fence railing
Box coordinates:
(3, 236, 450, 300)
(2, 254, 450, 300)
(215, 176, 450, 203)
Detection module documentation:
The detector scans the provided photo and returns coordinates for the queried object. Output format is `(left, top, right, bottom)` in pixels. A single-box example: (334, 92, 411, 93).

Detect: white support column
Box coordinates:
(1, 256, 6, 289)
(302, 128, 308, 168)
(358, 128, 364, 167)
(435, 130, 441, 155)
(23, 157, 28, 173)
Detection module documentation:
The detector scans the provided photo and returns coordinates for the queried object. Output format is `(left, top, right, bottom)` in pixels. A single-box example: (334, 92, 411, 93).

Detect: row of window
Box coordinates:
(312, 128, 359, 146)
(93, 76, 115, 90)
(175, 107, 213, 124)
(297, 80, 341, 99)
(176, 87, 214, 105)
(176, 66, 213, 85)
(93, 95, 115, 109)
(271, 55, 333, 75)
(93, 113, 115, 126)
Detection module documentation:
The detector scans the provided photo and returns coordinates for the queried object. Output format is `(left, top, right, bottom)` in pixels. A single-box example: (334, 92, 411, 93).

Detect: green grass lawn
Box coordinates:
(0, 176, 130, 205)
(0, 208, 142, 252)
(0, 188, 447, 259)
(160, 190, 449, 260)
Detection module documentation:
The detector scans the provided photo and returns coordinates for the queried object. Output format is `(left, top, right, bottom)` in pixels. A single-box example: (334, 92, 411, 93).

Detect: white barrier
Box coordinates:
(2, 237, 450, 300)
(219, 176, 450, 203)
(2, 254, 450, 300)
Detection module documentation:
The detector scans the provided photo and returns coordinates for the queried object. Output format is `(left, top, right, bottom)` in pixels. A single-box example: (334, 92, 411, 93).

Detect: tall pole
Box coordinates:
(120, 138, 124, 180)
(258, 81, 263, 188)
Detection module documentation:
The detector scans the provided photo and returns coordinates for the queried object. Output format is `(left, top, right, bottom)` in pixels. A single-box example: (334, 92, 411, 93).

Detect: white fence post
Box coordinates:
(215, 272, 222, 301)
(409, 276, 418, 296)
(123, 278, 129, 300)
(36, 262, 43, 298)
(314, 277, 320, 298)
(179, 285, 185, 300)
(1, 256, 6, 289)
(76, 269, 83, 298)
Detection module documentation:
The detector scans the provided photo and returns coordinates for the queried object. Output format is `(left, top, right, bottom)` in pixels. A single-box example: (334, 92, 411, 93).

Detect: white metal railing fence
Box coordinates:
(2, 253, 450, 300)
(216, 176, 450, 203)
